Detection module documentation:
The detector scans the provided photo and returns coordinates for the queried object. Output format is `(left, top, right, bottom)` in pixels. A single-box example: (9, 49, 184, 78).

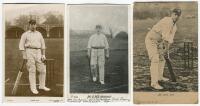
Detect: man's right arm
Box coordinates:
(21, 50, 27, 60)
(87, 36, 92, 58)
(19, 33, 27, 60)
(87, 49, 91, 59)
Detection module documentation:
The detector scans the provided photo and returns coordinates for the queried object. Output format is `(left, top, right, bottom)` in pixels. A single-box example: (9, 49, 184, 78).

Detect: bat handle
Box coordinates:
(43, 59, 47, 65)
(19, 59, 26, 71)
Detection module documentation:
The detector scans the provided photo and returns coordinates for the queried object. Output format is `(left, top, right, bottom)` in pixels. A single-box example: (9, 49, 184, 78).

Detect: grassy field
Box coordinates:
(70, 33, 128, 93)
(5, 39, 64, 96)
(133, 18, 198, 92)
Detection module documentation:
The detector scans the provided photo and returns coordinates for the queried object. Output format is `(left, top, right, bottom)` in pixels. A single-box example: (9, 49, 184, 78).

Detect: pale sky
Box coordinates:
(4, 4, 64, 23)
(69, 5, 128, 34)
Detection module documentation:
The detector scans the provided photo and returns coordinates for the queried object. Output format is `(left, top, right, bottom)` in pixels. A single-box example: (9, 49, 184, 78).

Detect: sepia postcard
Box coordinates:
(67, 4, 131, 102)
(133, 2, 198, 104)
(3, 3, 65, 102)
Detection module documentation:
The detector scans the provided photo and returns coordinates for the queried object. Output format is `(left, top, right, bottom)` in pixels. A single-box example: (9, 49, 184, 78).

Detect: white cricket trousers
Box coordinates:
(90, 49, 105, 82)
(26, 49, 46, 91)
(145, 30, 166, 85)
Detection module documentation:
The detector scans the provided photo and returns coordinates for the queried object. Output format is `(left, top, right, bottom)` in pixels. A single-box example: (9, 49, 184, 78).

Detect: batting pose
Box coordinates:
(145, 9, 181, 89)
(19, 20, 50, 94)
(87, 25, 109, 84)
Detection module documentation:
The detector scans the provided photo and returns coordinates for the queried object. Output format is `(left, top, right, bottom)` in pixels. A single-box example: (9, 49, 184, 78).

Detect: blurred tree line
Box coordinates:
(6, 11, 64, 28)
(134, 7, 170, 20)
(133, 2, 197, 20)
(43, 12, 64, 25)
(5, 11, 64, 39)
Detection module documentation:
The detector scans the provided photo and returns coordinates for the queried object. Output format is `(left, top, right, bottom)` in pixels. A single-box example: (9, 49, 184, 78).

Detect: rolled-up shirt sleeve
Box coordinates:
(104, 35, 109, 49)
(162, 26, 172, 43)
(40, 33, 46, 49)
(162, 29, 176, 44)
(161, 18, 177, 44)
(168, 27, 177, 43)
(19, 33, 26, 50)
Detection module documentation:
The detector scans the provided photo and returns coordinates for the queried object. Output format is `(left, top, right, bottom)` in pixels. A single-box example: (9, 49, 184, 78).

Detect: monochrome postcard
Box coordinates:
(67, 4, 131, 102)
(133, 2, 198, 104)
(3, 4, 65, 102)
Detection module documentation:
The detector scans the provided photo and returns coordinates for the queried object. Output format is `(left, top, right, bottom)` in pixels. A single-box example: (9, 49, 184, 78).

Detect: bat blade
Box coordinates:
(87, 56, 92, 82)
(165, 57, 176, 82)
(12, 71, 23, 95)
(11, 59, 26, 95)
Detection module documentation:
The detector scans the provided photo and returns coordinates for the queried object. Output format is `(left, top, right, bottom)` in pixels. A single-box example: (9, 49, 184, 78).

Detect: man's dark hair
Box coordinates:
(96, 25, 102, 29)
(172, 8, 181, 16)
(29, 19, 36, 25)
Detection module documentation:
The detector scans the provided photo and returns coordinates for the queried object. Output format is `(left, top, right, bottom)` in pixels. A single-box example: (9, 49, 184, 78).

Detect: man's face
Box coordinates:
(29, 24, 36, 31)
(171, 12, 180, 23)
(96, 27, 102, 34)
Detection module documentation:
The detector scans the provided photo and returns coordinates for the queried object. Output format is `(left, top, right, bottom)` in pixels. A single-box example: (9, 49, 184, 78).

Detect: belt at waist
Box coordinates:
(26, 47, 41, 49)
(91, 47, 105, 49)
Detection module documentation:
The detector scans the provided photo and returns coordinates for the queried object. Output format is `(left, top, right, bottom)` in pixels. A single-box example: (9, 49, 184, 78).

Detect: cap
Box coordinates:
(29, 19, 36, 25)
(172, 8, 181, 16)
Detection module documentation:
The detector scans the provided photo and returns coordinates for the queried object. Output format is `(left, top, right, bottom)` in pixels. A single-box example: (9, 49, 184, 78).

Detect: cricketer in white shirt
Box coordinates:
(87, 25, 109, 84)
(19, 20, 50, 94)
(145, 8, 181, 90)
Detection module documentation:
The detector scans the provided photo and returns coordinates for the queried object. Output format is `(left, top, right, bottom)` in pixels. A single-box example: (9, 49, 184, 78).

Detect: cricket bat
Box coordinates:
(164, 56, 176, 82)
(87, 56, 92, 82)
(12, 59, 26, 95)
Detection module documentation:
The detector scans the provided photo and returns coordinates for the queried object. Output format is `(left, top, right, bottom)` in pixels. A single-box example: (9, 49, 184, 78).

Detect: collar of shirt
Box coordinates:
(94, 33, 104, 37)
(27, 30, 37, 33)
(170, 17, 176, 26)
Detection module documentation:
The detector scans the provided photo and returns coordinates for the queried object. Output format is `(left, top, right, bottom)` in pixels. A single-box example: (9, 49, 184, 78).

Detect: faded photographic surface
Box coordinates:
(133, 2, 198, 104)
(4, 4, 64, 99)
(69, 5, 129, 94)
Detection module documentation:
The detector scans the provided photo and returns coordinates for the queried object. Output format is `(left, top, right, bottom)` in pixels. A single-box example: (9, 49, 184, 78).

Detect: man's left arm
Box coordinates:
(162, 20, 177, 58)
(40, 34, 46, 61)
(104, 36, 109, 59)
